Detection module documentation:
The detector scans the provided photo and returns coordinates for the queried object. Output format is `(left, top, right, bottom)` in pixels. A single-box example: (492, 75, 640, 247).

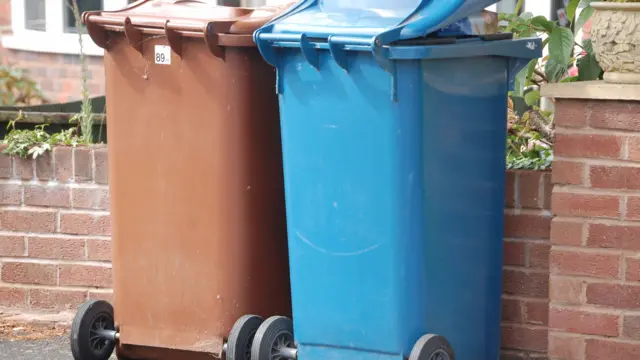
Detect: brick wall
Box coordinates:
(502, 170, 552, 359)
(0, 145, 551, 357)
(550, 98, 640, 360)
(0, 145, 112, 311)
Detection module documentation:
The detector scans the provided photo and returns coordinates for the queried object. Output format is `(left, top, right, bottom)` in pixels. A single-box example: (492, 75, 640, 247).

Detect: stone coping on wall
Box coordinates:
(542, 80, 640, 101)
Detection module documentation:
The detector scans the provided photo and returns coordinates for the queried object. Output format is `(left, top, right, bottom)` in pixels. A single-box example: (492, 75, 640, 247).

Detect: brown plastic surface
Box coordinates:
(86, 1, 293, 359)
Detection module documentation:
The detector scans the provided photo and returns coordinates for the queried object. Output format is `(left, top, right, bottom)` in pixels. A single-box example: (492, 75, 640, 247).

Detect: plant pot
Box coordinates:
(591, 2, 640, 84)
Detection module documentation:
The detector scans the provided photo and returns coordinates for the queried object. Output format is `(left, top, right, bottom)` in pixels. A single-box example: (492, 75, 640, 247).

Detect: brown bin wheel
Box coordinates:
(226, 315, 264, 360)
(70, 300, 116, 360)
(409, 334, 455, 360)
(250, 316, 295, 360)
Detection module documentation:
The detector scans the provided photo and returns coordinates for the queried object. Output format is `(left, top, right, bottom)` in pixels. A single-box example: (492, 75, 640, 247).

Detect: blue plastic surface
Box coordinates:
(256, 0, 500, 47)
(255, 2, 542, 359)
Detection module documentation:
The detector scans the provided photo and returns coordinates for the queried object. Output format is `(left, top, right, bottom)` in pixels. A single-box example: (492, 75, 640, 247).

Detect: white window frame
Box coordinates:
(2, 0, 130, 56)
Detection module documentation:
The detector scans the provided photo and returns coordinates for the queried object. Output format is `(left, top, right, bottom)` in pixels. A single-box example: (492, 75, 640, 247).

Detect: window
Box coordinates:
(3, 0, 131, 56)
(64, 0, 104, 33)
(24, 0, 46, 31)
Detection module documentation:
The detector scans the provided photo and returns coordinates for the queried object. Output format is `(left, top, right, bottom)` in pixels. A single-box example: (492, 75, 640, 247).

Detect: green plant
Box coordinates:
(500, 0, 599, 170)
(3, 115, 79, 158)
(0, 65, 47, 106)
(69, 0, 95, 145)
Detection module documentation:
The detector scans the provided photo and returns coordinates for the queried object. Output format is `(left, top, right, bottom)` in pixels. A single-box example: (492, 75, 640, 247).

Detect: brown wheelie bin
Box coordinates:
(69, 2, 293, 360)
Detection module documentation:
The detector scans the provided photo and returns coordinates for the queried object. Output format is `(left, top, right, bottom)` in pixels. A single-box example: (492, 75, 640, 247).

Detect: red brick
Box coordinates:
(28, 236, 85, 260)
(552, 192, 620, 218)
(590, 166, 640, 190)
(1, 262, 56, 285)
(59, 265, 111, 288)
(29, 289, 87, 311)
(35, 152, 53, 180)
(501, 324, 548, 352)
(555, 99, 589, 128)
(24, 185, 70, 207)
(0, 209, 56, 233)
(587, 283, 640, 309)
(0, 183, 21, 205)
(94, 147, 108, 185)
(87, 239, 111, 261)
(505, 171, 516, 208)
(552, 161, 584, 185)
(549, 333, 584, 360)
(550, 276, 584, 305)
(502, 298, 523, 322)
(588, 223, 640, 250)
(72, 187, 109, 210)
(623, 315, 640, 340)
(528, 242, 550, 269)
(88, 290, 113, 303)
(586, 338, 640, 360)
(59, 212, 110, 236)
(503, 269, 549, 298)
(504, 214, 551, 239)
(53, 147, 73, 182)
(554, 134, 622, 159)
(519, 171, 544, 209)
(0, 153, 11, 179)
(590, 100, 640, 131)
(0, 235, 25, 257)
(551, 219, 584, 246)
(626, 257, 640, 282)
(626, 197, 640, 220)
(549, 307, 619, 336)
(524, 300, 548, 325)
(13, 157, 33, 180)
(74, 147, 92, 182)
(0, 287, 27, 308)
(551, 249, 620, 279)
(542, 173, 552, 210)
(629, 137, 640, 162)
(504, 241, 526, 266)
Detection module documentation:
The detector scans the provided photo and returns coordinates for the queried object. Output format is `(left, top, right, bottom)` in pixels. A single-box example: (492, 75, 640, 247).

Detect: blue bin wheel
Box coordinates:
(409, 334, 455, 360)
(70, 300, 116, 360)
(227, 315, 265, 360)
(251, 316, 295, 360)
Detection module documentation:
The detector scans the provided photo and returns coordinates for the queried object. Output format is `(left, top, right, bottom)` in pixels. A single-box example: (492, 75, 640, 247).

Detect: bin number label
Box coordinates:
(155, 45, 171, 65)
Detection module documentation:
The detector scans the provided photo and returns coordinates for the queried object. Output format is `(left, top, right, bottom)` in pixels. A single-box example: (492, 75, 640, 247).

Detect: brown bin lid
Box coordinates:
(82, 0, 293, 57)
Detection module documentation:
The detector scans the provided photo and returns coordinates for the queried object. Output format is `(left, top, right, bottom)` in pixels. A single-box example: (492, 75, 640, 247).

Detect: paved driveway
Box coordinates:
(0, 337, 118, 360)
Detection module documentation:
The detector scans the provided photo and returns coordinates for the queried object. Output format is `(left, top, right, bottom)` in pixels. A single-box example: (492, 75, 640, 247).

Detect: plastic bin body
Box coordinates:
(255, 1, 542, 358)
(84, 2, 293, 359)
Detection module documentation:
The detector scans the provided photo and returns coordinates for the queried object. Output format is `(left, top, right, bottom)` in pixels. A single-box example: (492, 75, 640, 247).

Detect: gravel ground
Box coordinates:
(0, 336, 118, 360)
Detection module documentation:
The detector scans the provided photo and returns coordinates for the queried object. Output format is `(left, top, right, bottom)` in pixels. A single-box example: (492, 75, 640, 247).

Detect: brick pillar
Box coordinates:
(543, 82, 640, 360)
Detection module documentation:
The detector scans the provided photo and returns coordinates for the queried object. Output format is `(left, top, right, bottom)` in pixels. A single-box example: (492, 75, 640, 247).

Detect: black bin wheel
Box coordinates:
(409, 334, 455, 360)
(70, 300, 117, 360)
(227, 314, 265, 360)
(251, 316, 295, 360)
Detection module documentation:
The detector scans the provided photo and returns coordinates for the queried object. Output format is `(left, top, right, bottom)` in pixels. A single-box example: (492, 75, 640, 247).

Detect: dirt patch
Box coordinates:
(0, 320, 68, 341)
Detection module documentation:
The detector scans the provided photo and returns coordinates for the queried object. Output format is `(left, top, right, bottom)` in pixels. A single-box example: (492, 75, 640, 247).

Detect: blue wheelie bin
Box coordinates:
(250, 1, 542, 360)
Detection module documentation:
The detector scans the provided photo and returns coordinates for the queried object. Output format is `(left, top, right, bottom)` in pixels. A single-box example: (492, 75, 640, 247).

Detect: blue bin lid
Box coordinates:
(259, 0, 500, 45)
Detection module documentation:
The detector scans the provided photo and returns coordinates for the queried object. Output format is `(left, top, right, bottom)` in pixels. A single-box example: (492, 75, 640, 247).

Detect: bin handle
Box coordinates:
(84, 13, 109, 49)
(124, 17, 143, 53)
(164, 20, 183, 57)
(204, 21, 234, 59)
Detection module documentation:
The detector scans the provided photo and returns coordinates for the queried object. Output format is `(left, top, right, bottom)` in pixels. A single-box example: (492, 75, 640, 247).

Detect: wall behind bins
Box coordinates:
(0, 146, 551, 358)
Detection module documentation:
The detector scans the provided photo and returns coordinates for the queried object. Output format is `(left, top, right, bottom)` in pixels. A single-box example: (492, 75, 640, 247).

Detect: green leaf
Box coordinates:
(524, 90, 541, 106)
(545, 57, 568, 83)
(530, 16, 554, 32)
(578, 53, 603, 81)
(575, 6, 594, 35)
(519, 12, 534, 20)
(566, 0, 581, 22)
(513, 66, 528, 97)
(549, 26, 575, 68)
(583, 38, 594, 54)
